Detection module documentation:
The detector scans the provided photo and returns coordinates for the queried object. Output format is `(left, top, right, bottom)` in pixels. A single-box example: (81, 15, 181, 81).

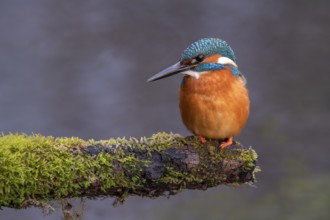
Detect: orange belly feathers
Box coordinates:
(179, 67, 249, 139)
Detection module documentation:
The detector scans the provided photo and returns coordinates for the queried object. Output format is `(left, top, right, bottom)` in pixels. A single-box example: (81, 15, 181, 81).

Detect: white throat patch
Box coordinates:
(181, 70, 201, 79)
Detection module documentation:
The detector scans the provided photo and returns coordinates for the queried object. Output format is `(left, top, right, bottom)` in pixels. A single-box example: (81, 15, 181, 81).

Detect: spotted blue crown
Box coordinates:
(180, 38, 236, 62)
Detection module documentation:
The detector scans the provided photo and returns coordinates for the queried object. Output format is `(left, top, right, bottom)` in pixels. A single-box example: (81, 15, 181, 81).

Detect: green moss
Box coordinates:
(55, 136, 87, 148)
(159, 166, 203, 185)
(202, 142, 258, 171)
(0, 133, 153, 208)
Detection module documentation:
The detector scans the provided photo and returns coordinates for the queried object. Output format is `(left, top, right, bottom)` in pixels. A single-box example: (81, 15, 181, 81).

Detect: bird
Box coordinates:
(147, 38, 249, 148)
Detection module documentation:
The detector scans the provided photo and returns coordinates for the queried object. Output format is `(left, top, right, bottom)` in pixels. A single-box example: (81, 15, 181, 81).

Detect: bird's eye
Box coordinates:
(195, 54, 205, 63)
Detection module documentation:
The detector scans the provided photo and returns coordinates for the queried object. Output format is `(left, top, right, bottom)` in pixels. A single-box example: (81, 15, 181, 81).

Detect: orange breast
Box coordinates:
(179, 67, 250, 139)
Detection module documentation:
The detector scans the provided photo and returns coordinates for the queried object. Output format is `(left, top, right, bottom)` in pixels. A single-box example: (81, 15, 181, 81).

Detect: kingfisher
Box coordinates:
(147, 38, 250, 148)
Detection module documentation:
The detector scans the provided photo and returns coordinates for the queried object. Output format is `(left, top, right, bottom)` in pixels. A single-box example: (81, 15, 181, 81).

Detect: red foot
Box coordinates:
(219, 137, 233, 149)
(198, 136, 207, 144)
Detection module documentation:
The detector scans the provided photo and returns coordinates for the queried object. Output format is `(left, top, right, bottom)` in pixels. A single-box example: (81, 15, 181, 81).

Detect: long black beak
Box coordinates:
(147, 62, 192, 82)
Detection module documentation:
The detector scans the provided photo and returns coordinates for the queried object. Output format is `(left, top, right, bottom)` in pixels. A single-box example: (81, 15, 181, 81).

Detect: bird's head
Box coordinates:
(147, 38, 240, 82)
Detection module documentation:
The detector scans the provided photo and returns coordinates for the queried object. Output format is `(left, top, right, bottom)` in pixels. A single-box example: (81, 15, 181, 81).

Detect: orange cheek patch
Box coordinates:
(203, 54, 221, 63)
(181, 60, 191, 65)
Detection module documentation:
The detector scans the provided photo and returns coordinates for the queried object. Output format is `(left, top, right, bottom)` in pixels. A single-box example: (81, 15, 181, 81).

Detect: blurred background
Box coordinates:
(1, 0, 329, 219)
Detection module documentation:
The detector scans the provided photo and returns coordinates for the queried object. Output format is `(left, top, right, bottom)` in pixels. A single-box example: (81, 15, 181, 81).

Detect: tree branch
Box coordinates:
(0, 132, 259, 209)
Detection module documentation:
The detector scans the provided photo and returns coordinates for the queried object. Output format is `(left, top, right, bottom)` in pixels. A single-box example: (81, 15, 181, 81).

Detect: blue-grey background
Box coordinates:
(1, 0, 329, 220)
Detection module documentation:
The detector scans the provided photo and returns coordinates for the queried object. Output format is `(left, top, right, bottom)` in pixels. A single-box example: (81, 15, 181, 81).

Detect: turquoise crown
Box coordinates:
(180, 38, 236, 62)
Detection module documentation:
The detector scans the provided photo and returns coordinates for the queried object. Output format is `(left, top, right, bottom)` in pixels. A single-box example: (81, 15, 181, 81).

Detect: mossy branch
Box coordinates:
(0, 132, 259, 209)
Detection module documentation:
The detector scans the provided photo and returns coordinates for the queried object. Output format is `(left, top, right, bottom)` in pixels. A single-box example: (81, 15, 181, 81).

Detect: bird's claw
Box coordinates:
(219, 137, 233, 149)
(198, 136, 207, 144)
